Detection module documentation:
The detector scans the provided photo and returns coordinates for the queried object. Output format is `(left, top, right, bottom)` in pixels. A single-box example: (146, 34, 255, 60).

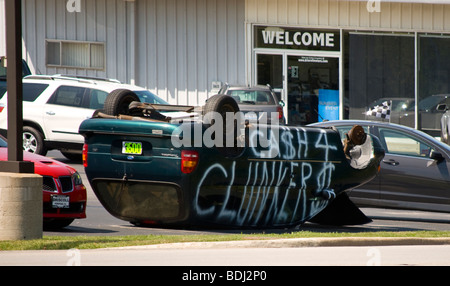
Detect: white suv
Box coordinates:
(0, 75, 167, 159)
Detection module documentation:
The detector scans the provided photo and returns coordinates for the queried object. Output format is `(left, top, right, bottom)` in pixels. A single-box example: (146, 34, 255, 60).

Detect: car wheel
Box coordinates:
(23, 126, 47, 156)
(203, 95, 243, 157)
(103, 89, 140, 116)
(203, 94, 240, 117)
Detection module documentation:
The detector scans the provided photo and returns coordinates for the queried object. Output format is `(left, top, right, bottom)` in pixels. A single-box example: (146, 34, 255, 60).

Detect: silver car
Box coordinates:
(438, 103, 450, 145)
(310, 120, 450, 213)
(218, 84, 285, 124)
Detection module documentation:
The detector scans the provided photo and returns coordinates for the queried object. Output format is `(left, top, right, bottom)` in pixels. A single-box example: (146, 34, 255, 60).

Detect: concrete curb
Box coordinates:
(112, 237, 450, 250)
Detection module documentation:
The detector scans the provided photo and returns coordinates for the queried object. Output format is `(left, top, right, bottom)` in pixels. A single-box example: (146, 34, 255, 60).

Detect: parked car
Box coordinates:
(218, 84, 285, 124)
(78, 92, 385, 228)
(0, 57, 32, 79)
(438, 103, 450, 145)
(0, 74, 168, 159)
(392, 94, 450, 136)
(310, 120, 450, 213)
(365, 97, 415, 127)
(0, 134, 87, 229)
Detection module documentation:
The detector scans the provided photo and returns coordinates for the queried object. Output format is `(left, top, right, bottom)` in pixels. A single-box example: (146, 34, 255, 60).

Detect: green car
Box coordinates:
(79, 90, 385, 228)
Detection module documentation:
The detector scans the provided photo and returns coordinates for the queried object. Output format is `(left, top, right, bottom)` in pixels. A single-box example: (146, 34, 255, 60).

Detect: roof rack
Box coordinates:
(24, 74, 121, 84)
(55, 74, 121, 84)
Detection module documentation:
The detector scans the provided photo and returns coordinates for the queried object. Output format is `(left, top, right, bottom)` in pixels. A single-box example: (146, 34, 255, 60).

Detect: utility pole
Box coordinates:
(0, 0, 33, 173)
(0, 0, 41, 241)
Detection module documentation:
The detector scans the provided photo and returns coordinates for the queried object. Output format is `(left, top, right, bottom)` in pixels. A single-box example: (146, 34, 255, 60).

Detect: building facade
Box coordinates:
(1, 0, 449, 133)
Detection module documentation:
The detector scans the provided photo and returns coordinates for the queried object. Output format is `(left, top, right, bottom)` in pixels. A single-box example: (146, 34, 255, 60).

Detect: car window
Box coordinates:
(0, 136, 6, 147)
(0, 82, 49, 101)
(88, 89, 108, 109)
(47, 86, 87, 107)
(334, 125, 370, 144)
(227, 90, 275, 105)
(379, 128, 433, 157)
(0, 81, 6, 98)
(134, 90, 169, 105)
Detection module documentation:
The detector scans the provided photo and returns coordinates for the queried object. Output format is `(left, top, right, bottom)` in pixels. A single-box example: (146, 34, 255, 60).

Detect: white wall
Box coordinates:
(135, 0, 246, 105)
(0, 0, 246, 105)
(245, 0, 450, 32)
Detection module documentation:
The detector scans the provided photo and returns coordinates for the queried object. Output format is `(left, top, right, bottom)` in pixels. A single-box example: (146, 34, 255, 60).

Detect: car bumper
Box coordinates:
(42, 185, 87, 219)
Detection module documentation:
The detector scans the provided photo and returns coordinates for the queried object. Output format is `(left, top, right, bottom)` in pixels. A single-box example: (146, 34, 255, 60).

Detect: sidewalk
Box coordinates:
(111, 236, 450, 250)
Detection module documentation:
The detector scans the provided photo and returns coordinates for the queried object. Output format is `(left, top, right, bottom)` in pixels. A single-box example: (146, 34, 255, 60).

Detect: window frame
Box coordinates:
(45, 39, 106, 71)
(378, 127, 433, 158)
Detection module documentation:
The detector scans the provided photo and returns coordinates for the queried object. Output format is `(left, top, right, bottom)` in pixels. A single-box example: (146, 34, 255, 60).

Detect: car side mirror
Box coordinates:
(427, 150, 445, 167)
(279, 100, 285, 107)
(436, 104, 448, 112)
(430, 150, 445, 162)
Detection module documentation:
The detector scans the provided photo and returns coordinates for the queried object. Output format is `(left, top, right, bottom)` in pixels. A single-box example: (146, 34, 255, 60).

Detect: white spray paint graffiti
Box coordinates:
(194, 127, 341, 226)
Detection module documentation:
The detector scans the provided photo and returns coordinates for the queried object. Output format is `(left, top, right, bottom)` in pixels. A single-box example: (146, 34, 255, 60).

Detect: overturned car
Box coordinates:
(79, 89, 385, 228)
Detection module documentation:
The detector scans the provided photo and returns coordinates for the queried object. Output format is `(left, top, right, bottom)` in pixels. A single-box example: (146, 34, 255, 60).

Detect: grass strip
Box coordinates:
(1, 230, 449, 251)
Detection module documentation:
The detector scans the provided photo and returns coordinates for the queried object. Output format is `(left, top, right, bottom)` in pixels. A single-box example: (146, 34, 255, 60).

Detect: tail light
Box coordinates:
(82, 144, 88, 167)
(181, 150, 199, 174)
(0, 104, 5, 113)
(277, 106, 283, 121)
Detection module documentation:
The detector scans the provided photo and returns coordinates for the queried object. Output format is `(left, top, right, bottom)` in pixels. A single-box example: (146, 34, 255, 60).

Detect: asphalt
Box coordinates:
(110, 237, 450, 250)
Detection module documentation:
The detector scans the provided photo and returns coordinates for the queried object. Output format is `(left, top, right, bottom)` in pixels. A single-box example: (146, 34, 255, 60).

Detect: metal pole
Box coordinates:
(0, 0, 33, 173)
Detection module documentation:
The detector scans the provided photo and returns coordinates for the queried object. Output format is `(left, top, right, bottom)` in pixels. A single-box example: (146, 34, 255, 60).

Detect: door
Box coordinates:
(287, 55, 339, 125)
(255, 53, 284, 100)
(376, 127, 450, 210)
(43, 85, 96, 144)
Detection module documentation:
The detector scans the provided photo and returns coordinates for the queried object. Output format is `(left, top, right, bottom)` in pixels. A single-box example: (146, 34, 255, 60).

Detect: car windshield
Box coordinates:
(369, 98, 415, 112)
(407, 94, 449, 111)
(0, 82, 49, 101)
(227, 90, 275, 105)
(134, 90, 169, 105)
(411, 126, 450, 152)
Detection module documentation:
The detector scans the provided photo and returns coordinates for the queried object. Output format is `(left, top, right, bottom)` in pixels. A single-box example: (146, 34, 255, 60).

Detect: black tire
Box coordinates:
(203, 95, 243, 157)
(103, 89, 140, 116)
(203, 94, 240, 120)
(23, 126, 47, 156)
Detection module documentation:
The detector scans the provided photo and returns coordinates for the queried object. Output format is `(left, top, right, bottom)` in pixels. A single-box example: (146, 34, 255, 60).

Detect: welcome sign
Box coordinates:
(254, 26, 340, 52)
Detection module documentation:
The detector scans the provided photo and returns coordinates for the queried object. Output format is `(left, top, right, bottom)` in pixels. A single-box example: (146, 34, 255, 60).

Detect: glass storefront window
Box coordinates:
(346, 33, 415, 127)
(256, 54, 283, 89)
(253, 26, 450, 135)
(345, 32, 450, 136)
(287, 55, 339, 125)
(418, 35, 450, 136)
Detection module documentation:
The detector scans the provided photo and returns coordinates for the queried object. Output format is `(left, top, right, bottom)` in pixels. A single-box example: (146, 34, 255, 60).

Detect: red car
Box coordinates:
(0, 135, 87, 229)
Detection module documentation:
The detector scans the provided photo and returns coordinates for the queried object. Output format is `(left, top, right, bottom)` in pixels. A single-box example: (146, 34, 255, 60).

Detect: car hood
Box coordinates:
(0, 148, 76, 177)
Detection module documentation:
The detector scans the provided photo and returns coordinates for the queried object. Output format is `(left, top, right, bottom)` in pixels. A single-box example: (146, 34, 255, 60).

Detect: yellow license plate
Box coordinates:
(122, 141, 143, 155)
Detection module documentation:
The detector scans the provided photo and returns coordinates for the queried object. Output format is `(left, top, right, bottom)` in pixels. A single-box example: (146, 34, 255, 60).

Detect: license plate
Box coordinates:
(51, 195, 70, 209)
(122, 141, 143, 155)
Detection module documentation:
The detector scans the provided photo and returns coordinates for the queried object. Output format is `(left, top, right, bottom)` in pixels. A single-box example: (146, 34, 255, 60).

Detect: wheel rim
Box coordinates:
(23, 132, 37, 153)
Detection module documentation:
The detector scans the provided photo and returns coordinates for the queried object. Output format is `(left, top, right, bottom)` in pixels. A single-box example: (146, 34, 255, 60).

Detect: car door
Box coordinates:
(333, 125, 381, 205)
(376, 126, 450, 211)
(43, 85, 94, 143)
